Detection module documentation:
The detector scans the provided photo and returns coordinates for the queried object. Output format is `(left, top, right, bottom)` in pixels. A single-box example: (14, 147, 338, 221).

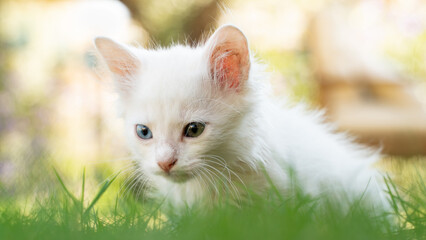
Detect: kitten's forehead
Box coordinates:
(127, 45, 212, 124)
(134, 45, 207, 96)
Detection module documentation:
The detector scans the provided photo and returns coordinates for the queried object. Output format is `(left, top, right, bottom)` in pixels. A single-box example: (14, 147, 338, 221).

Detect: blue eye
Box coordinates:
(136, 124, 153, 139)
(183, 122, 205, 138)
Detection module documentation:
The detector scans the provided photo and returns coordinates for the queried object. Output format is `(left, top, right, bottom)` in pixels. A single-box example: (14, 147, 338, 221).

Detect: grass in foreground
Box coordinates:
(0, 167, 425, 240)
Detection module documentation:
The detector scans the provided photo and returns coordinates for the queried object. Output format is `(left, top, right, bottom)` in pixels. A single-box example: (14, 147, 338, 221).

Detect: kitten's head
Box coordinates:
(95, 25, 252, 183)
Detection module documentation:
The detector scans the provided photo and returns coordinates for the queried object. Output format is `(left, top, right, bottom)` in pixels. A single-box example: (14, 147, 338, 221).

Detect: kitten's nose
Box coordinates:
(157, 158, 177, 173)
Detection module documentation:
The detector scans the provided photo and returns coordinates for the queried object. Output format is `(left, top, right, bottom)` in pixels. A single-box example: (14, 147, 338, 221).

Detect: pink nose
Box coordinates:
(157, 158, 177, 173)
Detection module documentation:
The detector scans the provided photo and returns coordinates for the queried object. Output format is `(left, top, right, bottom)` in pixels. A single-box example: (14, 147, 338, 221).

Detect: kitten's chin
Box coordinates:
(154, 170, 194, 183)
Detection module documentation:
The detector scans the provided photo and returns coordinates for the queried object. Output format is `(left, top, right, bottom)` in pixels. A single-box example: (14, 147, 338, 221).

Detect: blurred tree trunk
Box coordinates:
(181, 0, 222, 44)
(120, 0, 223, 46)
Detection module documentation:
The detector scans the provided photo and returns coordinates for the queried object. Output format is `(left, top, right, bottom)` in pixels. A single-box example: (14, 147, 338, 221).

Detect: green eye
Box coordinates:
(136, 124, 152, 139)
(183, 122, 205, 138)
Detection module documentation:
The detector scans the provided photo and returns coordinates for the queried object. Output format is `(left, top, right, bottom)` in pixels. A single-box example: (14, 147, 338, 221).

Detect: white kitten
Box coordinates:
(94, 25, 388, 208)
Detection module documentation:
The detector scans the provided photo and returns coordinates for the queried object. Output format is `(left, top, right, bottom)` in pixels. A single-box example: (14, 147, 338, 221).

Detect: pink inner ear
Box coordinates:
(110, 59, 138, 77)
(219, 53, 241, 88)
(211, 49, 242, 89)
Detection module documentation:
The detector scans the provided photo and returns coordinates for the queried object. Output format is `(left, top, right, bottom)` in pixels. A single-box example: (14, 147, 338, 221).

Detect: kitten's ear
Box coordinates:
(94, 37, 140, 88)
(206, 25, 250, 90)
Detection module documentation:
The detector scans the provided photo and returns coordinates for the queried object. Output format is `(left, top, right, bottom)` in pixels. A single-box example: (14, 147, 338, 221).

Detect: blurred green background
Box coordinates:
(0, 0, 425, 219)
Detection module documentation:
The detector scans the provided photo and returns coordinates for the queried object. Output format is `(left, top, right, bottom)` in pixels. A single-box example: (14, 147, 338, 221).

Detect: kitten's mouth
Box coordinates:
(155, 170, 194, 183)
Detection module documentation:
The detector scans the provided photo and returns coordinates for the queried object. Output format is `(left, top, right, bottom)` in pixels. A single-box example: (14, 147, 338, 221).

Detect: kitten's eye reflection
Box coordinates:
(136, 124, 153, 139)
(184, 122, 205, 138)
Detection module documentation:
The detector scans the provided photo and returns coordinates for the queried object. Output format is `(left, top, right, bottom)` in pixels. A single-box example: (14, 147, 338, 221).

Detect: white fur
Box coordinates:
(95, 25, 388, 208)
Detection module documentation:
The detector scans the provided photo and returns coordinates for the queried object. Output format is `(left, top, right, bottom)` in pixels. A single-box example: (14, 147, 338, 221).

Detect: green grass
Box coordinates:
(0, 166, 425, 240)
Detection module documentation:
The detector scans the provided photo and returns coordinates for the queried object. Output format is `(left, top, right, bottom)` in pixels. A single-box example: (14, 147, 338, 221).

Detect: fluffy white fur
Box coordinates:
(94, 25, 388, 208)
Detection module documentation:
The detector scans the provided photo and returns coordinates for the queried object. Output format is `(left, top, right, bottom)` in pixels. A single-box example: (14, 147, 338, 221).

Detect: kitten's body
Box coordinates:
(95, 25, 387, 208)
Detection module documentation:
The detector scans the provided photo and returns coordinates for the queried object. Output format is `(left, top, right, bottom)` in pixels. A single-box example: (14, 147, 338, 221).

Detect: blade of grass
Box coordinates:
(415, 169, 426, 194)
(384, 175, 400, 213)
(81, 167, 86, 206)
(387, 175, 412, 224)
(53, 167, 79, 204)
(114, 194, 119, 223)
(84, 172, 119, 216)
(261, 166, 284, 202)
(81, 167, 86, 225)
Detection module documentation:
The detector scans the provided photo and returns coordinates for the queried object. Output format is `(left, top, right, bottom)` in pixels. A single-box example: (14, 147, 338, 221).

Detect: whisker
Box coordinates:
(198, 162, 241, 202)
(198, 166, 220, 197)
(135, 174, 150, 201)
(192, 169, 213, 205)
(198, 155, 248, 204)
(119, 166, 142, 198)
(122, 171, 144, 199)
(202, 155, 247, 190)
